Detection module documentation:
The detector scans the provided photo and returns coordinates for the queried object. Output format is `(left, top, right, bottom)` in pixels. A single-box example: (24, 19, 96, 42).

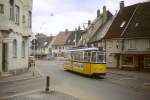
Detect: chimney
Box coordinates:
(103, 6, 107, 23)
(120, 1, 124, 11)
(88, 20, 91, 26)
(103, 6, 106, 15)
(78, 26, 80, 31)
(97, 9, 100, 17)
(65, 29, 68, 32)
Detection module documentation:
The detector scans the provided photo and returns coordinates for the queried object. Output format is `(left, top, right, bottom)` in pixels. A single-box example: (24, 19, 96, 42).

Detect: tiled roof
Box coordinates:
(35, 33, 54, 48)
(104, 1, 150, 39)
(52, 31, 71, 46)
(88, 12, 114, 43)
(122, 1, 150, 38)
(65, 30, 82, 45)
(104, 4, 137, 39)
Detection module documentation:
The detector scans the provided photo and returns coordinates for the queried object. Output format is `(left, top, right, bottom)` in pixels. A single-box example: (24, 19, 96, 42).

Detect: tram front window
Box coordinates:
(96, 52, 105, 63)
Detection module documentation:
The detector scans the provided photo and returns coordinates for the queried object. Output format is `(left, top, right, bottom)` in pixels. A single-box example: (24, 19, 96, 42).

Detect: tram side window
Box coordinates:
(73, 52, 80, 61)
(79, 52, 84, 62)
(91, 52, 96, 62)
(84, 52, 91, 62)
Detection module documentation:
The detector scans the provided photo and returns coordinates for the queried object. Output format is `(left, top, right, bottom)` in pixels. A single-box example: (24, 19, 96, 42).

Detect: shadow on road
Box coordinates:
(64, 69, 105, 80)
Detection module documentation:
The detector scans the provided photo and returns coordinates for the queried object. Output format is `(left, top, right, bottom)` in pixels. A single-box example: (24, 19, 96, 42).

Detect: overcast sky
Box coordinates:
(32, 0, 148, 36)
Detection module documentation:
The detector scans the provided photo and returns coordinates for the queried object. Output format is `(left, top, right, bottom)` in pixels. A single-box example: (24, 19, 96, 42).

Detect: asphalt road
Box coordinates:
(0, 59, 150, 100)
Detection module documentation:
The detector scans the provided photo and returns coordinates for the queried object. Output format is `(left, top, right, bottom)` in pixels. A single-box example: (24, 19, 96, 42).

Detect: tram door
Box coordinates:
(84, 52, 91, 73)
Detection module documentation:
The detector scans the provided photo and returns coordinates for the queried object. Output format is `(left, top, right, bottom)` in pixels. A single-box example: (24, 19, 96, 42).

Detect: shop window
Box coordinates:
(144, 56, 150, 68)
(122, 55, 133, 65)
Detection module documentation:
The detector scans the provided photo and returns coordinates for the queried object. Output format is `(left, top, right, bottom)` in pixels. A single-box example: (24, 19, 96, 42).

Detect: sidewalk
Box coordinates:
(0, 67, 42, 83)
(1, 90, 81, 100)
(107, 68, 150, 81)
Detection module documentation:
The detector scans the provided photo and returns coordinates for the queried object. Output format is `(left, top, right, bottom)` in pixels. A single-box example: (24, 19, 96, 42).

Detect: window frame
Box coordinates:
(0, 4, 4, 14)
(15, 5, 20, 25)
(22, 41, 25, 58)
(28, 11, 32, 28)
(10, 4, 14, 20)
(13, 39, 17, 58)
(128, 40, 135, 49)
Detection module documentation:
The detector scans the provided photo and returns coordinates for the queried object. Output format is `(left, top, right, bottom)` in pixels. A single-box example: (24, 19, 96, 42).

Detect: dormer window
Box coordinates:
(120, 21, 126, 28)
(135, 22, 139, 27)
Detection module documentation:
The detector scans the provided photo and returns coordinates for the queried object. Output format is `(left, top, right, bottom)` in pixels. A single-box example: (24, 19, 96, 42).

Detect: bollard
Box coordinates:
(45, 76, 50, 92)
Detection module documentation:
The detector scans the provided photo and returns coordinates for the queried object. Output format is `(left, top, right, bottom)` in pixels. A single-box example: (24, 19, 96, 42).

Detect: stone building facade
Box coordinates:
(0, 0, 33, 74)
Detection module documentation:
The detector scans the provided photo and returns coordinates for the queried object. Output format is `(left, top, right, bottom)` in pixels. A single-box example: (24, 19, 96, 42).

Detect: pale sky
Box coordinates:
(32, 0, 149, 36)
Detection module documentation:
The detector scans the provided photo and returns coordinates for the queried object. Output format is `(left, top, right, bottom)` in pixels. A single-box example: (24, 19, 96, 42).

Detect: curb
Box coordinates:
(107, 71, 133, 77)
(0, 89, 42, 100)
(0, 73, 43, 83)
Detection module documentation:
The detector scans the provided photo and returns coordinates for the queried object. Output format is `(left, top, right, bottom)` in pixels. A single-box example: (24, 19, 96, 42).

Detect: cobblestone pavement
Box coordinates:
(3, 91, 80, 100)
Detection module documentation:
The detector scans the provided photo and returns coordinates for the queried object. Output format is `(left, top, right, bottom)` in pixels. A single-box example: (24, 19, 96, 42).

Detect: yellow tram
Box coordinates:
(64, 47, 106, 76)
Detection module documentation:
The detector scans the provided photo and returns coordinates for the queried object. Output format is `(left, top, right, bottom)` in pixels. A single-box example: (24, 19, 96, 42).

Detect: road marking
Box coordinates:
(119, 77, 137, 80)
(0, 88, 43, 100)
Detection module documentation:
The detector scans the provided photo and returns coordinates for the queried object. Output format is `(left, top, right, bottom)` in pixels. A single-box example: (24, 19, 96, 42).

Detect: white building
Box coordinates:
(0, 0, 33, 74)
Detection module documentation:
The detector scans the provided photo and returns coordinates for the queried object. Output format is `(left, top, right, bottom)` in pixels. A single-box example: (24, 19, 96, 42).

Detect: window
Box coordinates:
(122, 55, 133, 65)
(10, 4, 14, 20)
(13, 39, 17, 57)
(128, 40, 135, 49)
(120, 21, 126, 28)
(22, 41, 25, 58)
(96, 52, 106, 63)
(0, 4, 4, 14)
(84, 52, 91, 62)
(147, 39, 150, 48)
(144, 56, 150, 68)
(28, 11, 32, 28)
(91, 52, 96, 62)
(15, 5, 20, 25)
(22, 15, 25, 23)
(109, 40, 113, 48)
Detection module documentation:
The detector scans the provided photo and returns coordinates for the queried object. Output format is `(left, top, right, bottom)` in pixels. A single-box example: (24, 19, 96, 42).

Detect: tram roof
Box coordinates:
(64, 47, 99, 52)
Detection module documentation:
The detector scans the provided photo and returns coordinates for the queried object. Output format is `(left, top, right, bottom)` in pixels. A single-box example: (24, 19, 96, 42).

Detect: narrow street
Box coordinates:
(0, 59, 150, 100)
(37, 59, 150, 100)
